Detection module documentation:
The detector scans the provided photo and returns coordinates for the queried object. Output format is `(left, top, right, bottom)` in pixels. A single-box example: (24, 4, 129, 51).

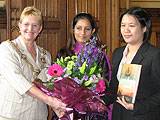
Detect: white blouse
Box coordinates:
(117, 45, 137, 81)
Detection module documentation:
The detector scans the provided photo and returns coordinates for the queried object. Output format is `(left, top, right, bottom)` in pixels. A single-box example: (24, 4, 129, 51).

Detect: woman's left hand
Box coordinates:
(116, 96, 134, 110)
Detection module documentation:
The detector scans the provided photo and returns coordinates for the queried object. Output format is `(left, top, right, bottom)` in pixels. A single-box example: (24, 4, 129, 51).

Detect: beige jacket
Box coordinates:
(0, 36, 51, 120)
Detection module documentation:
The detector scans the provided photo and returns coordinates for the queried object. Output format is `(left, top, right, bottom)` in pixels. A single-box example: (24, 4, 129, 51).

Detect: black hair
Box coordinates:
(67, 12, 102, 50)
(120, 7, 152, 42)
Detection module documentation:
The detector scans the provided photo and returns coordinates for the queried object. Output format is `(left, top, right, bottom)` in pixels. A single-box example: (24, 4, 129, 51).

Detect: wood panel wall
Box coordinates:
(67, 0, 120, 57)
(5, 0, 67, 59)
(120, 0, 160, 48)
(3, 0, 120, 59)
(0, 0, 160, 119)
(1, 0, 160, 58)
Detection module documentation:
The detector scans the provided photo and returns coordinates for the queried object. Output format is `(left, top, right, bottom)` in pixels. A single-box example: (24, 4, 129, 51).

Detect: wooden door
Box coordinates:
(6, 0, 67, 59)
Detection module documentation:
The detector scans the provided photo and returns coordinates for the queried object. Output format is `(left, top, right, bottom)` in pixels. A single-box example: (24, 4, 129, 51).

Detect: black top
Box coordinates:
(108, 42, 160, 120)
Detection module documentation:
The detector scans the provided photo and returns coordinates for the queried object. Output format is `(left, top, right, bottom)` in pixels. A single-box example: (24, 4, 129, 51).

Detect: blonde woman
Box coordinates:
(0, 6, 66, 120)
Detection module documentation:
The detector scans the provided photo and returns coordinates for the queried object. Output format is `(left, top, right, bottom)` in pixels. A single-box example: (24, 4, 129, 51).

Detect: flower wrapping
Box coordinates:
(34, 77, 107, 113)
(34, 36, 110, 119)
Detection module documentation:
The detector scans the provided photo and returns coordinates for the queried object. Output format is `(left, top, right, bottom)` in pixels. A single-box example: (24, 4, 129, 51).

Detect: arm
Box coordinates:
(0, 41, 66, 118)
(27, 85, 66, 118)
(101, 48, 122, 105)
(133, 49, 160, 114)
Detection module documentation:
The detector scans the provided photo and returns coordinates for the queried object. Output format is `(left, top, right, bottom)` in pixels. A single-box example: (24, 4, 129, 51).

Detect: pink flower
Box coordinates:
(47, 64, 64, 77)
(95, 79, 106, 93)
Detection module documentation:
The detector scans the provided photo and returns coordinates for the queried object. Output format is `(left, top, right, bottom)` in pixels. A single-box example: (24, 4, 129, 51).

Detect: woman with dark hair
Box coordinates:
(57, 12, 111, 85)
(53, 12, 111, 120)
(57, 12, 103, 57)
(106, 7, 160, 120)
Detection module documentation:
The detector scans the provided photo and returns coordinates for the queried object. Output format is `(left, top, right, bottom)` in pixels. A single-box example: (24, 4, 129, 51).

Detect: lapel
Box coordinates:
(15, 37, 41, 70)
(113, 47, 125, 69)
(131, 42, 150, 64)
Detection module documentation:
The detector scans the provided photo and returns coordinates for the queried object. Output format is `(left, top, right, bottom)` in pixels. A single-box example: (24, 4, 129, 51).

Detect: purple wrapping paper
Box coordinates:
(34, 77, 107, 113)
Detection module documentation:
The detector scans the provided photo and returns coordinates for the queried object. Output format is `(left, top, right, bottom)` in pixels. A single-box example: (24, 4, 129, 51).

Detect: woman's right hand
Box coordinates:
(47, 96, 67, 118)
(27, 86, 67, 118)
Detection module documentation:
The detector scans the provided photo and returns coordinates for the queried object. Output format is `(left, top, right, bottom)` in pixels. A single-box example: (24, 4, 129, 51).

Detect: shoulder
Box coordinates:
(113, 46, 125, 53)
(112, 46, 125, 58)
(0, 40, 11, 49)
(142, 43, 160, 57)
(0, 40, 16, 54)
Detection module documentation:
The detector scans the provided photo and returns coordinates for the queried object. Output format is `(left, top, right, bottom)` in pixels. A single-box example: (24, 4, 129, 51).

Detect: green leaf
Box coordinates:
(64, 56, 71, 61)
(79, 61, 86, 74)
(45, 82, 54, 90)
(66, 69, 72, 75)
(60, 57, 64, 63)
(84, 79, 92, 87)
(67, 61, 75, 70)
(56, 58, 61, 65)
(71, 55, 77, 61)
(89, 65, 97, 75)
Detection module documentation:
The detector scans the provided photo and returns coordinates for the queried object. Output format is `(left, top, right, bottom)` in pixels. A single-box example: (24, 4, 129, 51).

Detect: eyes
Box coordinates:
(20, 22, 41, 29)
(121, 24, 136, 28)
(74, 26, 92, 33)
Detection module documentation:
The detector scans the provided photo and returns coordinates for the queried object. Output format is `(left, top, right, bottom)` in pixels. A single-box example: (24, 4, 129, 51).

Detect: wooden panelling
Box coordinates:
(0, 7, 6, 42)
(120, 1, 160, 48)
(111, 0, 120, 54)
(130, 1, 160, 8)
(67, 0, 119, 56)
(4, 0, 120, 58)
(23, 0, 67, 59)
(121, 0, 160, 8)
(6, 0, 67, 59)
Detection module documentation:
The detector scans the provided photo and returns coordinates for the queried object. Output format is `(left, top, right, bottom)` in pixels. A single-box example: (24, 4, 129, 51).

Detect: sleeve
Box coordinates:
(101, 52, 111, 81)
(101, 48, 121, 105)
(0, 42, 32, 95)
(134, 49, 160, 115)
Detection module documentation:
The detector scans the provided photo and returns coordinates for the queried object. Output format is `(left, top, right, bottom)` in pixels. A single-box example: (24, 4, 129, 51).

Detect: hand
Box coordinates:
(48, 97, 67, 118)
(53, 107, 66, 118)
(116, 96, 134, 110)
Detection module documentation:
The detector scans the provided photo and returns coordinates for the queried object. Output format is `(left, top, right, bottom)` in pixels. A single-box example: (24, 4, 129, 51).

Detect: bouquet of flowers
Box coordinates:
(34, 36, 109, 115)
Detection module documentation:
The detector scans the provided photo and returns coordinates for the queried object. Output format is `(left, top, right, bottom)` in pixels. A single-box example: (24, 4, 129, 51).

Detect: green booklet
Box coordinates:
(117, 64, 142, 104)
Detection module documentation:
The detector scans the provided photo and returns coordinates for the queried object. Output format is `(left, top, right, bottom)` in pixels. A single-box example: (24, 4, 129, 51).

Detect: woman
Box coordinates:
(107, 7, 160, 120)
(57, 12, 111, 81)
(0, 6, 66, 120)
(53, 12, 111, 120)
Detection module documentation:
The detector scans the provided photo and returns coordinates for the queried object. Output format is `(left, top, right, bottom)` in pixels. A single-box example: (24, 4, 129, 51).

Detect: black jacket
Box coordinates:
(109, 42, 160, 120)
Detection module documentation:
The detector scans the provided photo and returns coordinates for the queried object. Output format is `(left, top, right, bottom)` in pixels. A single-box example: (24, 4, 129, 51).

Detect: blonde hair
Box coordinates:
(19, 6, 42, 25)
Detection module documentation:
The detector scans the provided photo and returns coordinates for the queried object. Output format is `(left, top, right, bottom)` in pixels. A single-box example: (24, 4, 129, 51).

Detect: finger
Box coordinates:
(54, 109, 65, 118)
(121, 96, 134, 110)
(117, 97, 128, 109)
(121, 96, 128, 104)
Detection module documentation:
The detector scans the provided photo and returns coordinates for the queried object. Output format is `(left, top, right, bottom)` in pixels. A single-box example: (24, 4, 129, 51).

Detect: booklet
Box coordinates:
(117, 64, 142, 103)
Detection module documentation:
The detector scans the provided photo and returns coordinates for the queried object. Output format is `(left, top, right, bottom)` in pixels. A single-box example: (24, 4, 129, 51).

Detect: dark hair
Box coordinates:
(120, 7, 152, 42)
(67, 12, 102, 50)
(72, 12, 98, 33)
